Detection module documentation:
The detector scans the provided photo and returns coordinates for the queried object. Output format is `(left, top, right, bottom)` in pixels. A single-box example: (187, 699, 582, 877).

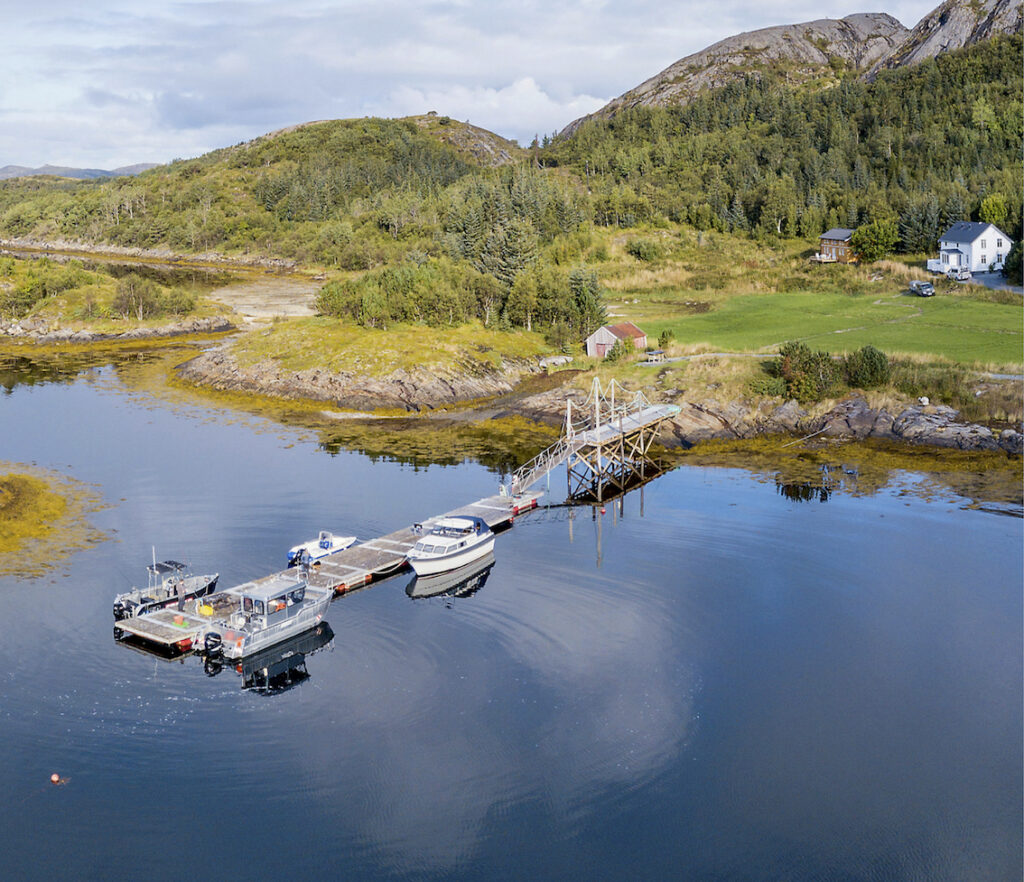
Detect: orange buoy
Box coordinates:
(50, 773, 60, 785)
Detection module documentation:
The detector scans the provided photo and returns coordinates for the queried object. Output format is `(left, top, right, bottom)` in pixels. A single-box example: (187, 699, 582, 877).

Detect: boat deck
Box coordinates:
(116, 490, 541, 650)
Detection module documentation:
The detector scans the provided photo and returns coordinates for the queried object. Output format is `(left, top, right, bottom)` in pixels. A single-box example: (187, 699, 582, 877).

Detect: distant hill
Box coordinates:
(562, 0, 1023, 133)
(0, 162, 158, 180)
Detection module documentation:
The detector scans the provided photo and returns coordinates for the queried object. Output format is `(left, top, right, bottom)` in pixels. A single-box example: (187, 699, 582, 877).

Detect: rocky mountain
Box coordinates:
(869, 0, 1023, 74)
(562, 0, 1022, 134)
(0, 163, 157, 180)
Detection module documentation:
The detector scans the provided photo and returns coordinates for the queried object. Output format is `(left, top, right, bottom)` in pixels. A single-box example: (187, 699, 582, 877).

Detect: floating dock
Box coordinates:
(115, 490, 542, 651)
(304, 490, 541, 595)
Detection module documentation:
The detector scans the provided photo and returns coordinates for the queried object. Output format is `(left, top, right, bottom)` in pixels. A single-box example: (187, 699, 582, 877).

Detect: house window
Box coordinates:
(942, 253, 949, 264)
(997, 238, 1003, 248)
(980, 255, 986, 265)
(997, 252, 1003, 261)
(980, 239, 986, 249)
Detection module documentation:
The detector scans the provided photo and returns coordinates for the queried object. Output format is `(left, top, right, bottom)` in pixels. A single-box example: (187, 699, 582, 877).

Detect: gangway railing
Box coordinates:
(504, 377, 680, 496)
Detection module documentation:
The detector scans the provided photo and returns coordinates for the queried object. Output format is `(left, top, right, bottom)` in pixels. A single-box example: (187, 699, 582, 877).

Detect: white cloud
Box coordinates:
(382, 77, 608, 143)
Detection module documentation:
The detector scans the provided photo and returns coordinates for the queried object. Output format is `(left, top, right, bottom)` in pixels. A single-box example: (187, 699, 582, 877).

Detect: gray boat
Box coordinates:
(202, 572, 333, 660)
(113, 557, 219, 620)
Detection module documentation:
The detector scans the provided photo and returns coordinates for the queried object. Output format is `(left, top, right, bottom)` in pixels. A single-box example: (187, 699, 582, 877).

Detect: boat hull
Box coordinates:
(113, 574, 219, 620)
(409, 535, 495, 576)
(215, 587, 334, 660)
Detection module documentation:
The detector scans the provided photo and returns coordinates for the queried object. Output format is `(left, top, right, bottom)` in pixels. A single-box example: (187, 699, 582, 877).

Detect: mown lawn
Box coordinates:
(646, 291, 1023, 367)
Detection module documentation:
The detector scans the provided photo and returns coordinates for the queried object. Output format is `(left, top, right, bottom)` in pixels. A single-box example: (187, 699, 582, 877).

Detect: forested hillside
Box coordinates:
(542, 35, 1023, 246)
(0, 37, 1020, 338)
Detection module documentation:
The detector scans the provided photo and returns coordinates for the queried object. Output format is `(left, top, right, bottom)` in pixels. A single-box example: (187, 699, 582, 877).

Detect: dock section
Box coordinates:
(306, 490, 542, 595)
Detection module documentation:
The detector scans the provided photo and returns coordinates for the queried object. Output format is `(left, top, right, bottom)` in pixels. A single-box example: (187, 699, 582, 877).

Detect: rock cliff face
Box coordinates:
(561, 0, 1023, 133)
(563, 13, 907, 134)
(868, 0, 1023, 75)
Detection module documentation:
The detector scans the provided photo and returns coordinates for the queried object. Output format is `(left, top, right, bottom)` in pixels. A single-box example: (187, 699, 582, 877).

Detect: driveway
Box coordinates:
(969, 271, 1022, 295)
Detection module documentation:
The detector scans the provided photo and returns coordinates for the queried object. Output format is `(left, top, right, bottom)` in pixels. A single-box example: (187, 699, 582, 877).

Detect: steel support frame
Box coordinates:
(565, 418, 667, 503)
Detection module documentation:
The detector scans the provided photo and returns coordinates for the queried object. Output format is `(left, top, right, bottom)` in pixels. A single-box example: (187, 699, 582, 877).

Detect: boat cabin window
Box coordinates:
(268, 596, 288, 614)
(243, 597, 265, 616)
(288, 587, 305, 604)
(421, 544, 436, 554)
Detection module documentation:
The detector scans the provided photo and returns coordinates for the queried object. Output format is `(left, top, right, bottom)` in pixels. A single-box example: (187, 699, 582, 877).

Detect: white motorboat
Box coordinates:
(287, 531, 357, 566)
(406, 516, 495, 576)
(113, 557, 219, 620)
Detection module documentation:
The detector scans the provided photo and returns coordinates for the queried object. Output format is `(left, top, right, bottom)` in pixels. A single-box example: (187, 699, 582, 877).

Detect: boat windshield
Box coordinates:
(243, 597, 265, 615)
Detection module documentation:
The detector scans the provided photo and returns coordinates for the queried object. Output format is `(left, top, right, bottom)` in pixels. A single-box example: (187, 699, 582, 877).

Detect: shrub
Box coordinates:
(749, 375, 787, 397)
(657, 328, 675, 349)
(844, 344, 890, 389)
(604, 339, 629, 363)
(625, 238, 664, 261)
(774, 340, 840, 402)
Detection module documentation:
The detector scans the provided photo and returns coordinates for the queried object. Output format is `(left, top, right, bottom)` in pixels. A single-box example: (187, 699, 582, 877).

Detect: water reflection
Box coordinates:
(405, 553, 495, 601)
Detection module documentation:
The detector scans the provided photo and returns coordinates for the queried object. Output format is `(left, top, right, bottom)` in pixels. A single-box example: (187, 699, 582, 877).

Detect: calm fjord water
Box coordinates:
(0, 358, 1020, 881)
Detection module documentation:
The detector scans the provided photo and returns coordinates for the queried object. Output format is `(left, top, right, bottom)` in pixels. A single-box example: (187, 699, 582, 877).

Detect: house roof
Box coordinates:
(940, 221, 1007, 244)
(606, 322, 646, 341)
(943, 248, 964, 257)
(820, 228, 854, 241)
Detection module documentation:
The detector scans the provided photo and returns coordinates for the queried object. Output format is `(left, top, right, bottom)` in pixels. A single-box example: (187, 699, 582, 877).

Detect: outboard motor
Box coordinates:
(204, 632, 224, 656)
(112, 601, 126, 620)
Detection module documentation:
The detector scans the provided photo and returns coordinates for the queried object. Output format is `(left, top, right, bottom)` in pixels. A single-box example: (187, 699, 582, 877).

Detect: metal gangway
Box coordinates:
(505, 378, 680, 502)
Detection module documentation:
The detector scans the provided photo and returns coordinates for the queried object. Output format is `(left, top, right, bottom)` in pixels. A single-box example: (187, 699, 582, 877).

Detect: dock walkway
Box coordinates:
(116, 490, 543, 651)
(304, 490, 542, 595)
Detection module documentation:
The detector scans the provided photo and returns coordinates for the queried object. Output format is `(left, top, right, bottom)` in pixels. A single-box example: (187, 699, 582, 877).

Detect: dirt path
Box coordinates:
(206, 277, 319, 322)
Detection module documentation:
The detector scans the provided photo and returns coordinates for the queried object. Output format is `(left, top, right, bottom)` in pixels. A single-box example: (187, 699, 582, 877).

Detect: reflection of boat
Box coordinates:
(113, 556, 218, 620)
(286, 531, 357, 566)
(406, 552, 495, 600)
(204, 572, 334, 660)
(406, 516, 494, 576)
(238, 621, 334, 694)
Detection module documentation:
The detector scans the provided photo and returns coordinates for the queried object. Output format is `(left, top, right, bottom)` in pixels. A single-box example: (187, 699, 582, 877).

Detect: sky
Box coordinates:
(0, 0, 939, 169)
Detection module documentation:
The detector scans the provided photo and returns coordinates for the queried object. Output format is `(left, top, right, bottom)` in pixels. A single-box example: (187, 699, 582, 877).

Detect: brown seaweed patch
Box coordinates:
(0, 463, 108, 578)
(675, 436, 1023, 508)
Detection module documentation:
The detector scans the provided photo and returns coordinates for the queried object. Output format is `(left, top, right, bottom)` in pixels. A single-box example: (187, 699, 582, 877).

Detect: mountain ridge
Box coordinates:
(0, 162, 157, 181)
(562, 0, 1023, 134)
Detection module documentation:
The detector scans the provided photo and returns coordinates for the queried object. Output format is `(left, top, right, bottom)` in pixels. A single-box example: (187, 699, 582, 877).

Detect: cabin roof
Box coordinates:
(242, 574, 306, 601)
(606, 321, 646, 341)
(820, 228, 854, 241)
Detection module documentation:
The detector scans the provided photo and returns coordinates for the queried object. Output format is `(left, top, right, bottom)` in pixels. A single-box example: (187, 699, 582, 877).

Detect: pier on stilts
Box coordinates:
(508, 377, 680, 504)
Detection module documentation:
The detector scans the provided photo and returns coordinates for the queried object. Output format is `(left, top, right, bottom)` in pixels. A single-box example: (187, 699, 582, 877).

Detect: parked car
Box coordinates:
(947, 267, 971, 281)
(909, 280, 935, 297)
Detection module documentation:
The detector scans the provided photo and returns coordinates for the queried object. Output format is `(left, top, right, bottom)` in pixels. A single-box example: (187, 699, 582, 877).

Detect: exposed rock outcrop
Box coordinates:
(176, 348, 542, 412)
(869, 0, 1023, 75)
(563, 13, 908, 134)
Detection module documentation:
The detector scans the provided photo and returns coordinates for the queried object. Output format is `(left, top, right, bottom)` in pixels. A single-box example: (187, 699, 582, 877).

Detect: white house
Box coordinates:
(585, 322, 647, 358)
(928, 221, 1012, 274)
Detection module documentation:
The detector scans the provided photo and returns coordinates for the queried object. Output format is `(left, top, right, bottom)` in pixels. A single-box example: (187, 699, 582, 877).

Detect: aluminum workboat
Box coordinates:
(113, 557, 218, 620)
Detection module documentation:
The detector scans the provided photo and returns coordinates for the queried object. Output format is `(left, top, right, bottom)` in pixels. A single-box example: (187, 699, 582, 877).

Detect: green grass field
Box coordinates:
(642, 290, 1022, 368)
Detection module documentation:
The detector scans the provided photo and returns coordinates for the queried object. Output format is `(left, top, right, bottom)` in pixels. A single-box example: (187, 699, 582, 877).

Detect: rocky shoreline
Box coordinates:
(0, 315, 235, 344)
(514, 385, 1023, 454)
(173, 347, 1023, 454)
(0, 236, 296, 270)
(175, 348, 544, 412)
